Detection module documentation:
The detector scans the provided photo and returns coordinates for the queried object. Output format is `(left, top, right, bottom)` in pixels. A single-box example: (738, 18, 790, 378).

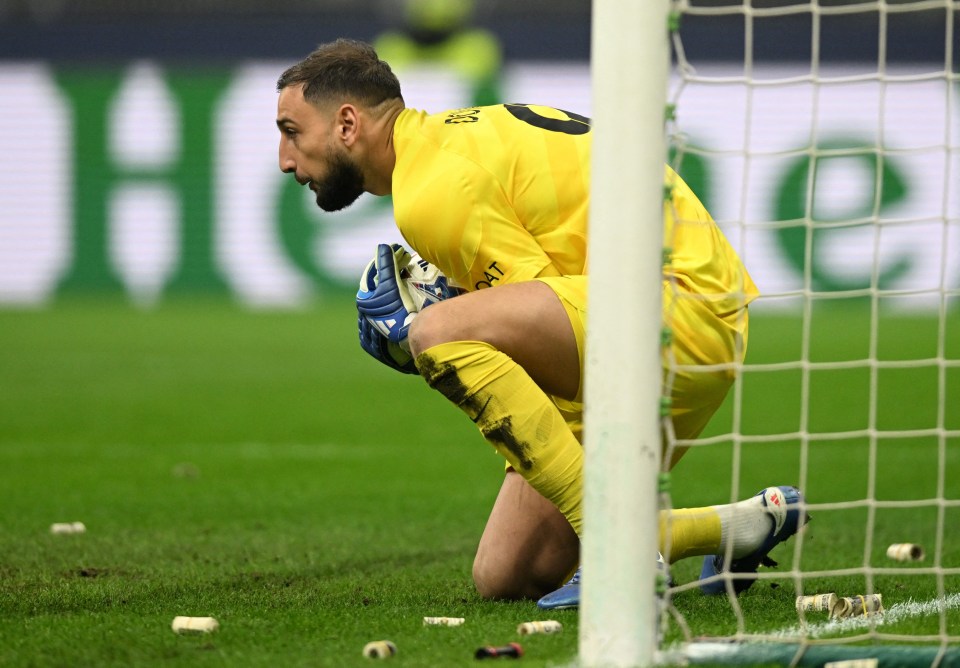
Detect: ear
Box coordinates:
(335, 104, 360, 148)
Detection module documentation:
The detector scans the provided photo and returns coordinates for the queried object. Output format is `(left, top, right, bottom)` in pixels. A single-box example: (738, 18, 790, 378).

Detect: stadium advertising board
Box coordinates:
(0, 62, 956, 308)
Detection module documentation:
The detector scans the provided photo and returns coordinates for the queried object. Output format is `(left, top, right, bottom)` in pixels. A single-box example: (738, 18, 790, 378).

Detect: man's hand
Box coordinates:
(356, 243, 421, 374)
(357, 314, 418, 374)
(356, 243, 419, 344)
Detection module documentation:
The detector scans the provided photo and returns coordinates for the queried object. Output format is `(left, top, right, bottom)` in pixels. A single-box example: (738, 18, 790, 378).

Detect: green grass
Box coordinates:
(0, 299, 958, 666)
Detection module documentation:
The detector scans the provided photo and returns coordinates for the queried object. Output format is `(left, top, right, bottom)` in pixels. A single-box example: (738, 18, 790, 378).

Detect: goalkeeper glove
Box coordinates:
(357, 313, 418, 375)
(356, 243, 419, 344)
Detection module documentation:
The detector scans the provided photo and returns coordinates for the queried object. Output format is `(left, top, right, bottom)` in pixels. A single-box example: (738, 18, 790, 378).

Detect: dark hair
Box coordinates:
(276, 39, 403, 108)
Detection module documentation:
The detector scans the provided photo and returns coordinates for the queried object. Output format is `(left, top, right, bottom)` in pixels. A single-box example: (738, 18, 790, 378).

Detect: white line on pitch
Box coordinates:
(768, 592, 960, 639)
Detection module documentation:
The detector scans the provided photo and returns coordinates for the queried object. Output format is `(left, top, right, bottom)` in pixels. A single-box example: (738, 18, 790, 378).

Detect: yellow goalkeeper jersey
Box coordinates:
(390, 104, 758, 314)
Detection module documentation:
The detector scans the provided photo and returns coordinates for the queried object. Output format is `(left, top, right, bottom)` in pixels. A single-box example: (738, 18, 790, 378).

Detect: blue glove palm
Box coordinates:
(357, 314, 418, 374)
(356, 243, 420, 375)
(356, 243, 418, 344)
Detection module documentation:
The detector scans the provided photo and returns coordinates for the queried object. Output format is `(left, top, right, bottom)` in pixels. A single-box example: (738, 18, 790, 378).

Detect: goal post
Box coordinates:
(581, 1, 670, 666)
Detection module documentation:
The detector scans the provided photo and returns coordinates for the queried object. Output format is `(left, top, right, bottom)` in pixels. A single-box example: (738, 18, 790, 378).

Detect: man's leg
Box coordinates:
(409, 280, 581, 401)
(409, 280, 588, 536)
(409, 279, 803, 602)
(408, 281, 583, 600)
(473, 470, 579, 600)
(474, 471, 803, 604)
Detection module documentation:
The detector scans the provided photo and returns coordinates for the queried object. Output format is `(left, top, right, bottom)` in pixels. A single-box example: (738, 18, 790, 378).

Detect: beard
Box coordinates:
(313, 152, 365, 212)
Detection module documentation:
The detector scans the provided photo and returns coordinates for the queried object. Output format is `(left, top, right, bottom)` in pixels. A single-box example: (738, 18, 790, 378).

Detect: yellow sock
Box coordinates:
(660, 496, 775, 562)
(416, 340, 584, 536)
(658, 507, 722, 563)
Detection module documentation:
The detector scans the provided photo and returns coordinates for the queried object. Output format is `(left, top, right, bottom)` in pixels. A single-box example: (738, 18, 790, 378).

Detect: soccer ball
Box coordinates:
(357, 247, 466, 353)
(401, 253, 466, 311)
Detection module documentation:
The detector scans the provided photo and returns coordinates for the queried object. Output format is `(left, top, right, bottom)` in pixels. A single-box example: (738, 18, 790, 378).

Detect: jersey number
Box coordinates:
(504, 104, 591, 135)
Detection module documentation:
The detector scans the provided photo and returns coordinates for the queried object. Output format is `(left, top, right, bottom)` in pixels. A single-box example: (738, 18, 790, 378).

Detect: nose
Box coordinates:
(278, 139, 296, 174)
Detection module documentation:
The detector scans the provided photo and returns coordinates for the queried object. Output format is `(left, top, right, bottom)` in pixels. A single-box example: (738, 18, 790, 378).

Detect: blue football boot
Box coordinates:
(536, 554, 671, 610)
(536, 565, 581, 610)
(699, 485, 809, 595)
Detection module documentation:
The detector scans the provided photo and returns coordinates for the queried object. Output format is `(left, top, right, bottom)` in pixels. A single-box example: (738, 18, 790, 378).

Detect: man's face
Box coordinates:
(276, 85, 365, 212)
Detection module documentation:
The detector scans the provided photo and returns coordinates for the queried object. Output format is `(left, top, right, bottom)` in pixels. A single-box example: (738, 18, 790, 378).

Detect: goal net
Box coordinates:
(658, 1, 960, 665)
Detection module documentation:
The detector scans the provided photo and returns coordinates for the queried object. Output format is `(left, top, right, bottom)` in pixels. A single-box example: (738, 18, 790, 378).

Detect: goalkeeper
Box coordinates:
(276, 39, 807, 607)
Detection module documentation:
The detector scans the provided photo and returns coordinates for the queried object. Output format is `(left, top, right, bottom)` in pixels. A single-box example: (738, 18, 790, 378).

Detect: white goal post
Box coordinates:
(581, 1, 670, 666)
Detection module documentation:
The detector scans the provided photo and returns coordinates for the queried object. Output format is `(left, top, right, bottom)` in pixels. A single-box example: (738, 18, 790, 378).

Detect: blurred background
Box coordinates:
(0, 0, 951, 63)
(0, 0, 955, 308)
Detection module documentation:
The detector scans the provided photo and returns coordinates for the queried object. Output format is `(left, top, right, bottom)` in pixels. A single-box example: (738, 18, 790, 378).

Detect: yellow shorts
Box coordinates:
(536, 275, 750, 468)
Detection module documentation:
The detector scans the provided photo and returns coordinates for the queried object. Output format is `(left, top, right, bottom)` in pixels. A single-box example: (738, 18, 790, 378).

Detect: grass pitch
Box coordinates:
(0, 298, 957, 666)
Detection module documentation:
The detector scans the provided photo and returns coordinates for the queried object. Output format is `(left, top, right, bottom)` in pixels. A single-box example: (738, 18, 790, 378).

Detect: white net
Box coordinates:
(661, 0, 960, 664)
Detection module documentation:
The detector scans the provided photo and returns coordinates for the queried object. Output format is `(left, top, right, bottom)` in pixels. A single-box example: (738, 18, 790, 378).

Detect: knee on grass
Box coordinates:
(472, 557, 563, 601)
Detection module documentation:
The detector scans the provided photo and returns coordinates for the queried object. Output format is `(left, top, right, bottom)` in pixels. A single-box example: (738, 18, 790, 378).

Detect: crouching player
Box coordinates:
(275, 38, 809, 608)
